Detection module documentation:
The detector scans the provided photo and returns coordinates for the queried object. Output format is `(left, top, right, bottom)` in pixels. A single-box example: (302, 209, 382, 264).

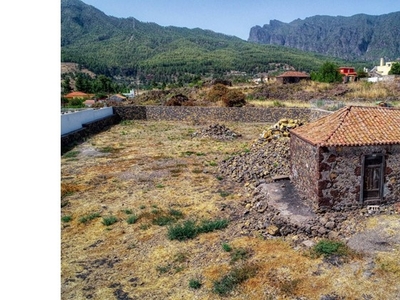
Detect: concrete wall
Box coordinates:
(61, 107, 114, 135)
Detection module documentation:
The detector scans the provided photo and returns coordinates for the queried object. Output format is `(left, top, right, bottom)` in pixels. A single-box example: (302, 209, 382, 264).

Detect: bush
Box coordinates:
(207, 84, 228, 102)
(312, 239, 348, 257)
(167, 218, 229, 241)
(213, 263, 258, 296)
(167, 220, 197, 241)
(102, 215, 118, 226)
(188, 279, 202, 289)
(127, 215, 139, 224)
(311, 61, 343, 83)
(68, 98, 85, 108)
(79, 212, 101, 224)
(221, 90, 246, 107)
(61, 215, 72, 223)
(222, 243, 232, 252)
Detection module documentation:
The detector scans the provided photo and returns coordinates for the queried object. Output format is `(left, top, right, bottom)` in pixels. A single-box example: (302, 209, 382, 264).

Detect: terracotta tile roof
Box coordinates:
(65, 91, 88, 98)
(276, 71, 310, 78)
(290, 106, 400, 146)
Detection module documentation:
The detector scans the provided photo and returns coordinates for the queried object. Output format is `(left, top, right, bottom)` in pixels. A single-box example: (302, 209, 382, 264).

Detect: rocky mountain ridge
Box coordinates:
(248, 12, 400, 61)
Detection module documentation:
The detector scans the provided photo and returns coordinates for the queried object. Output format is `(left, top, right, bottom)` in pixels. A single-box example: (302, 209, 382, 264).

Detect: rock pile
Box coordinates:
(218, 136, 290, 186)
(260, 118, 302, 140)
(191, 124, 242, 140)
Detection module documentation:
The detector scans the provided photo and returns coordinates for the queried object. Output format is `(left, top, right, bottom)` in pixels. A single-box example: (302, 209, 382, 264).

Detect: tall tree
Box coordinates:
(311, 62, 343, 83)
(389, 62, 400, 75)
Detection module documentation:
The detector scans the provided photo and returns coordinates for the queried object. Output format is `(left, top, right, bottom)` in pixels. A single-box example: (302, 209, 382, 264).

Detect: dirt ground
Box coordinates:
(61, 120, 400, 300)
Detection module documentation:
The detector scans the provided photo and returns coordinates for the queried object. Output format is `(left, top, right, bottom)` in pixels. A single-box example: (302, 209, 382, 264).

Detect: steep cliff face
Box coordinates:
(248, 12, 400, 61)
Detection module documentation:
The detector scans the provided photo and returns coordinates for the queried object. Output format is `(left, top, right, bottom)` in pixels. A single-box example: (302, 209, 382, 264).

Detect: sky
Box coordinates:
(81, 0, 400, 40)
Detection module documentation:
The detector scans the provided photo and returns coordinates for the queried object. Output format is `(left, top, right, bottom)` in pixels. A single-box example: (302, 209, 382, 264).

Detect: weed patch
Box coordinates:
(311, 239, 349, 258)
(189, 278, 202, 289)
(127, 215, 139, 224)
(102, 215, 118, 226)
(213, 263, 259, 296)
(168, 218, 229, 241)
(79, 212, 101, 224)
(61, 215, 72, 223)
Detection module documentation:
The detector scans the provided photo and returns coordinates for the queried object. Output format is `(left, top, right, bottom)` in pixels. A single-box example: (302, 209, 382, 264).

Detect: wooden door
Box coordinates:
(361, 154, 384, 204)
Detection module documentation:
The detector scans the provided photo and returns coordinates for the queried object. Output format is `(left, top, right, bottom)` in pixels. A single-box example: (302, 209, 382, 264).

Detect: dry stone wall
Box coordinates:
(113, 106, 325, 123)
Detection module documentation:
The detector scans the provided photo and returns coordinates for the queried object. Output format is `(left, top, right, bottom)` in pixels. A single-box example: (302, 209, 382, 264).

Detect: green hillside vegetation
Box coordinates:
(61, 0, 364, 89)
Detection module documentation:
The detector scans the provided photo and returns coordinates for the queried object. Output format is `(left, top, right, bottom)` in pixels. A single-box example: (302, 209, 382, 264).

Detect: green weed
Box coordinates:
(189, 279, 202, 289)
(127, 215, 139, 224)
(213, 263, 259, 296)
(79, 212, 101, 224)
(102, 215, 118, 226)
(167, 218, 229, 241)
(222, 243, 232, 252)
(312, 239, 349, 257)
(61, 215, 72, 223)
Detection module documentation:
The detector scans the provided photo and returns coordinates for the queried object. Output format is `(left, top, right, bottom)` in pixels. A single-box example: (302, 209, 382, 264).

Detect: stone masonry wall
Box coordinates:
(290, 135, 320, 209)
(318, 145, 400, 210)
(113, 106, 328, 123)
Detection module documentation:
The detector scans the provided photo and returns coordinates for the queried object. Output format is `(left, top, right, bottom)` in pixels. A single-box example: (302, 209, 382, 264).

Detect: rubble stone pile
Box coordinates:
(218, 136, 290, 186)
(260, 118, 303, 140)
(191, 124, 242, 140)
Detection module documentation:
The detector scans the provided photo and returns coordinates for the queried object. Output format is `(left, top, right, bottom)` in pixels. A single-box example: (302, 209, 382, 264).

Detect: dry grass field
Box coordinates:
(61, 119, 400, 299)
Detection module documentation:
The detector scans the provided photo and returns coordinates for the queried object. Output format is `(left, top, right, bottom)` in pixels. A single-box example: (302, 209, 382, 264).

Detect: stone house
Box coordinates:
(290, 106, 400, 211)
(276, 71, 310, 84)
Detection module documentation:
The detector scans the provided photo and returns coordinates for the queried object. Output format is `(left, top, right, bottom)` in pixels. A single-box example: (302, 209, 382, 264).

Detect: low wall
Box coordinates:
(61, 106, 332, 154)
(61, 107, 114, 135)
(61, 114, 120, 154)
(113, 106, 328, 123)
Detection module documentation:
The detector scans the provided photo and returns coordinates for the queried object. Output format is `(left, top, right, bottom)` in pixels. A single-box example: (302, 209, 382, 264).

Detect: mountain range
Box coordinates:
(61, 0, 396, 85)
(248, 12, 400, 61)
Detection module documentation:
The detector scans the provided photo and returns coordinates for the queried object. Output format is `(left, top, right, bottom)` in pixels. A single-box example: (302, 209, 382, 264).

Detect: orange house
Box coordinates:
(64, 91, 90, 99)
(339, 67, 357, 83)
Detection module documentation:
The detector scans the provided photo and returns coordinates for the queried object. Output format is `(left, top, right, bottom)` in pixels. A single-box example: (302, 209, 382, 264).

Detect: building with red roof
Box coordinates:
(290, 106, 400, 210)
(276, 71, 310, 84)
(339, 67, 358, 83)
(65, 91, 90, 99)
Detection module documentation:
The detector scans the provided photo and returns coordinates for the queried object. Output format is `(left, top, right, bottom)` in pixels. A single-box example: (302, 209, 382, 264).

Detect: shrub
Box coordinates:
(207, 84, 228, 102)
(167, 218, 229, 241)
(61, 215, 72, 223)
(167, 220, 197, 241)
(312, 239, 348, 257)
(189, 279, 202, 289)
(213, 263, 258, 296)
(222, 243, 232, 252)
(79, 212, 101, 224)
(127, 215, 139, 224)
(197, 219, 229, 234)
(102, 215, 118, 226)
(221, 90, 246, 107)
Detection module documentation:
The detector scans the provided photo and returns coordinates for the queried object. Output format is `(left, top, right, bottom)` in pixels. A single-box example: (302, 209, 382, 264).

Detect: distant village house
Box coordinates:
(276, 71, 310, 84)
(339, 67, 357, 83)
